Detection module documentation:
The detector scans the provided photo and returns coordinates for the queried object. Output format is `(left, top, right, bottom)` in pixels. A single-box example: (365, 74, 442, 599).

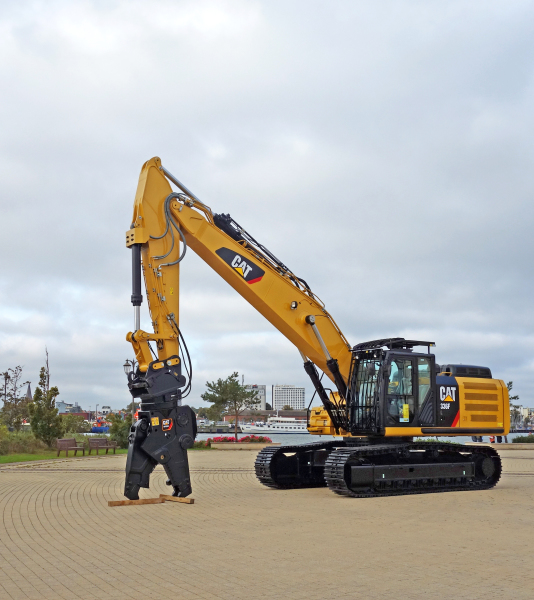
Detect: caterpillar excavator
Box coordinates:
(123, 157, 509, 500)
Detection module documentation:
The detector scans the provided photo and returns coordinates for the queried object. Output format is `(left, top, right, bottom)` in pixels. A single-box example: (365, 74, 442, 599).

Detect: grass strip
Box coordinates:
(0, 445, 214, 464)
(0, 449, 128, 464)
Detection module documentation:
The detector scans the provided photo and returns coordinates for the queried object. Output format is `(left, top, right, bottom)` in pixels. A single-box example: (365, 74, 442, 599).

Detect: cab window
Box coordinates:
(387, 359, 414, 423)
(388, 359, 413, 395)
(417, 357, 431, 405)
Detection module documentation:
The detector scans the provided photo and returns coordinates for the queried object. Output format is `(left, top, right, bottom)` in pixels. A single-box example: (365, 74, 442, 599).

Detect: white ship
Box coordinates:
(240, 416, 309, 434)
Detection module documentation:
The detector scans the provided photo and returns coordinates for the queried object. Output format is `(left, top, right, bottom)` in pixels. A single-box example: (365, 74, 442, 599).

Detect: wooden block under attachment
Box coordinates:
(108, 498, 165, 507)
(159, 494, 195, 504)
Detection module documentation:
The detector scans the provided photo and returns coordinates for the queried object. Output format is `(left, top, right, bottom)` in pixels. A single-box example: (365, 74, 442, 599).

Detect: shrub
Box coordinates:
(512, 434, 534, 443)
(108, 413, 133, 449)
(414, 438, 455, 444)
(237, 435, 272, 443)
(62, 414, 91, 433)
(0, 429, 49, 455)
(193, 440, 211, 449)
(206, 435, 272, 444)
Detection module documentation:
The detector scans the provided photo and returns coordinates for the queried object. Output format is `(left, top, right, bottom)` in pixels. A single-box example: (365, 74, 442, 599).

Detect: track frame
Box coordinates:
(255, 441, 502, 498)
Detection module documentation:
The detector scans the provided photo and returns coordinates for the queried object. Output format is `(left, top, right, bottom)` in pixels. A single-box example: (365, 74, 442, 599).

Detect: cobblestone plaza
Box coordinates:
(1, 449, 533, 600)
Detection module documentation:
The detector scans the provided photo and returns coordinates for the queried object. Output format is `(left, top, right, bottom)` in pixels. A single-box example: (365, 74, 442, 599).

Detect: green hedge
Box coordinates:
(0, 427, 49, 455)
(0, 426, 215, 456)
(0, 428, 107, 455)
(512, 434, 534, 443)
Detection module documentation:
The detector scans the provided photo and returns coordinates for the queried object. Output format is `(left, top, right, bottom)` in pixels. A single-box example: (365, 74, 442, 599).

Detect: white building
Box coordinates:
(520, 407, 534, 421)
(56, 401, 83, 414)
(245, 384, 266, 410)
(272, 385, 305, 410)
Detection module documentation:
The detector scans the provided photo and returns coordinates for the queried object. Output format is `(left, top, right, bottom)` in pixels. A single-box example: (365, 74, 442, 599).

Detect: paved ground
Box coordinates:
(0, 449, 533, 600)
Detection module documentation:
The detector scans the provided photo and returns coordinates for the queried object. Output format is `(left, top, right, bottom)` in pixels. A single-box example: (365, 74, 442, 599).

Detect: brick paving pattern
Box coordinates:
(0, 449, 533, 599)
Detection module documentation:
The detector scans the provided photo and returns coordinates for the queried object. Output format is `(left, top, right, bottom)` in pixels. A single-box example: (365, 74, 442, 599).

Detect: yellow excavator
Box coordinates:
(123, 157, 509, 500)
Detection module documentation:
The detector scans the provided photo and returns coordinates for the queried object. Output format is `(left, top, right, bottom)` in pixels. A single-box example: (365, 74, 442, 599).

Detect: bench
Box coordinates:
(88, 438, 118, 455)
(56, 438, 85, 457)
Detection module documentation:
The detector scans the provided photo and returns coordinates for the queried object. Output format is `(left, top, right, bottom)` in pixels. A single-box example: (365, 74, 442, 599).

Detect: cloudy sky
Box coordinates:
(1, 0, 533, 411)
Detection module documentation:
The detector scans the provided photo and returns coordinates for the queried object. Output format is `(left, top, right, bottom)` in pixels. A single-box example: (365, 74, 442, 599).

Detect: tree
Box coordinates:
(62, 414, 91, 433)
(265, 403, 272, 410)
(1, 366, 31, 430)
(282, 405, 293, 411)
(201, 372, 259, 441)
(28, 351, 64, 447)
(507, 381, 519, 401)
(507, 382, 522, 428)
(205, 403, 225, 423)
(122, 400, 139, 423)
(108, 412, 133, 448)
(193, 407, 210, 419)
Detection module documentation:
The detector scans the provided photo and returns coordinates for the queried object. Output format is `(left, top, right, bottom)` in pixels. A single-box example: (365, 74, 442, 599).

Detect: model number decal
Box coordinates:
(438, 380, 459, 427)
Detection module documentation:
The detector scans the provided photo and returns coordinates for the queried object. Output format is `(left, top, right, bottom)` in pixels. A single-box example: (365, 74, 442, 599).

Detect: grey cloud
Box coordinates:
(1, 1, 533, 410)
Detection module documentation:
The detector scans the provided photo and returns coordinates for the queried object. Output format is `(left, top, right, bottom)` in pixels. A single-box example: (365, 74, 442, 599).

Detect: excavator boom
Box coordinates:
(127, 157, 352, 382)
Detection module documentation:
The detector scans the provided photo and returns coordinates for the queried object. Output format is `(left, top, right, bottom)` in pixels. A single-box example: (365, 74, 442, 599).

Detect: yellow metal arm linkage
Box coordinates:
(126, 157, 352, 390)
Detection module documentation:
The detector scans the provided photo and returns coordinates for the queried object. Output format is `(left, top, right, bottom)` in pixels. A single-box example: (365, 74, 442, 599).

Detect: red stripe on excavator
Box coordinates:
(452, 411, 460, 427)
(247, 276, 264, 285)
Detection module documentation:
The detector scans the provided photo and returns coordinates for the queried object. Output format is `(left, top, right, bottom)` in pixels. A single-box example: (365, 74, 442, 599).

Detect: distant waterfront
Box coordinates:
(196, 432, 320, 446)
(195, 432, 527, 446)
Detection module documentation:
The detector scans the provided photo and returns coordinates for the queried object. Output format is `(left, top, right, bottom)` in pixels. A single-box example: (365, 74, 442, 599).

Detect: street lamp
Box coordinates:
(123, 358, 137, 377)
(123, 359, 137, 424)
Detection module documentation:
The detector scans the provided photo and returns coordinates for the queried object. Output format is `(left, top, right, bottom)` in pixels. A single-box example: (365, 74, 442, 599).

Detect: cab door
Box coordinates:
(385, 355, 436, 427)
(416, 356, 436, 426)
(386, 357, 416, 426)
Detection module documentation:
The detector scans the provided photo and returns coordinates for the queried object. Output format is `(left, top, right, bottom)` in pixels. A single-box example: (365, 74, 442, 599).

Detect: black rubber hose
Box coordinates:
(131, 244, 143, 307)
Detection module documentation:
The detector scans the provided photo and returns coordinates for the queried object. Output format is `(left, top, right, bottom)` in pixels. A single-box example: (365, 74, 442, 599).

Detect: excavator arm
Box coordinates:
(127, 158, 353, 419)
(127, 158, 351, 380)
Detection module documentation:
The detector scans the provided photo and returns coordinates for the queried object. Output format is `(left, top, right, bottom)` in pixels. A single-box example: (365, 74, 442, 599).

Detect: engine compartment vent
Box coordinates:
(440, 365, 492, 379)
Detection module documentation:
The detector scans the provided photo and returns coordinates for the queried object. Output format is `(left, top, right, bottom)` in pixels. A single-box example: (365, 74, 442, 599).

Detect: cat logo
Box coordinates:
(439, 386, 457, 402)
(215, 248, 265, 284)
(231, 254, 253, 278)
(438, 385, 460, 427)
(162, 418, 173, 432)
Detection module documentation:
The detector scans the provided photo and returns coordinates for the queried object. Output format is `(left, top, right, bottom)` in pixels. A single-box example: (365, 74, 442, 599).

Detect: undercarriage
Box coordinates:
(255, 440, 502, 497)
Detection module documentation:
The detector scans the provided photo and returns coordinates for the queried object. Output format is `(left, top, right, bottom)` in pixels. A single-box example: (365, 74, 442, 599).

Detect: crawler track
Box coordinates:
(324, 442, 502, 498)
(255, 441, 502, 497)
(255, 441, 343, 489)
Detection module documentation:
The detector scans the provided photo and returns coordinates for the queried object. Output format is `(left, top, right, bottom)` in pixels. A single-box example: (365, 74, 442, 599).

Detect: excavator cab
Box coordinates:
(263, 339, 503, 497)
(347, 339, 438, 435)
(259, 336, 503, 497)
